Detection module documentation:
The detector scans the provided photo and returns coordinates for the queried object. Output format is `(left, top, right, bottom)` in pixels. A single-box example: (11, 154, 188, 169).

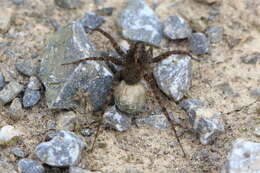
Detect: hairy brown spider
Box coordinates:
(63, 28, 197, 157)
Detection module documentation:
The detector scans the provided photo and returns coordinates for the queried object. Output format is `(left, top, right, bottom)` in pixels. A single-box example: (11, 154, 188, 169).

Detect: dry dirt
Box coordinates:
(0, 0, 259, 172)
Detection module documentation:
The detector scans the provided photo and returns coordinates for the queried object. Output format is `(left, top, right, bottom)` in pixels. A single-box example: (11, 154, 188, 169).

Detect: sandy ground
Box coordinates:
(0, 0, 259, 172)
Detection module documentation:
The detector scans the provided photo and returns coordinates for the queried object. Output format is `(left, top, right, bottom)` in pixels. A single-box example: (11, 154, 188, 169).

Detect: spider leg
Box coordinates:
(152, 50, 200, 63)
(61, 57, 125, 66)
(143, 73, 186, 157)
(94, 28, 127, 58)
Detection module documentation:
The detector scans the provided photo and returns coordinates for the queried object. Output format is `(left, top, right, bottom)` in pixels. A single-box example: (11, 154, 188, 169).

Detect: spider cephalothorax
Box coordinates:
(63, 28, 197, 157)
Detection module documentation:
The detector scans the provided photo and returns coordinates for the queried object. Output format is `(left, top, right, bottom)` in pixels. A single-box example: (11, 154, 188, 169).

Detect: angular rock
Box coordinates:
(163, 15, 191, 40)
(10, 147, 28, 158)
(8, 98, 24, 120)
(38, 21, 113, 110)
(22, 88, 41, 107)
(55, 0, 81, 9)
(180, 99, 224, 144)
(117, 0, 163, 46)
(15, 59, 39, 77)
(0, 125, 21, 145)
(17, 159, 44, 173)
(103, 106, 131, 132)
(0, 160, 17, 173)
(153, 55, 192, 101)
(56, 111, 77, 131)
(0, 72, 6, 90)
(79, 12, 105, 32)
(0, 8, 13, 33)
(0, 81, 23, 104)
(69, 167, 102, 173)
(188, 33, 210, 55)
(27, 76, 41, 90)
(35, 130, 85, 167)
(221, 139, 260, 173)
(205, 26, 223, 43)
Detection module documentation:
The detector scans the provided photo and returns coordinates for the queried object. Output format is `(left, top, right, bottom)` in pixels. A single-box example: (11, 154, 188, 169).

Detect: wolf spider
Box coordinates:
(63, 28, 198, 157)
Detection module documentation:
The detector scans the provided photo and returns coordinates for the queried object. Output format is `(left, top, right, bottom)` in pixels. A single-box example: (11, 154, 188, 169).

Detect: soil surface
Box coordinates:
(0, 0, 259, 172)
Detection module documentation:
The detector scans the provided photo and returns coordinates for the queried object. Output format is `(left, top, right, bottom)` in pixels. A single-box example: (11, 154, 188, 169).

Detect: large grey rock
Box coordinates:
(163, 15, 191, 40)
(38, 21, 113, 110)
(153, 55, 192, 101)
(117, 0, 163, 46)
(180, 99, 224, 144)
(35, 130, 85, 167)
(103, 106, 132, 132)
(55, 0, 81, 9)
(188, 33, 210, 55)
(0, 81, 24, 104)
(17, 159, 44, 173)
(221, 139, 260, 173)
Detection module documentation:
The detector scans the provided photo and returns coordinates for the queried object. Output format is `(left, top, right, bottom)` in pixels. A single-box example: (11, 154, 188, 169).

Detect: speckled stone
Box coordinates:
(188, 33, 210, 55)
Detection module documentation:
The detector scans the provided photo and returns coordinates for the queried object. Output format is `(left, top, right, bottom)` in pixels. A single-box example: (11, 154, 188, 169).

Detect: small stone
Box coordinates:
(80, 128, 93, 137)
(0, 125, 21, 145)
(69, 167, 102, 173)
(22, 88, 41, 107)
(103, 106, 131, 132)
(254, 127, 260, 137)
(10, 147, 28, 158)
(117, 0, 163, 46)
(153, 55, 192, 101)
(0, 160, 17, 173)
(114, 81, 146, 114)
(250, 88, 260, 97)
(0, 81, 24, 104)
(205, 26, 223, 43)
(0, 72, 6, 90)
(27, 77, 41, 90)
(17, 159, 44, 173)
(163, 15, 191, 40)
(180, 99, 224, 144)
(96, 7, 114, 16)
(35, 130, 85, 167)
(55, 0, 81, 9)
(241, 52, 260, 64)
(56, 111, 77, 131)
(188, 33, 210, 55)
(15, 59, 39, 77)
(79, 12, 105, 32)
(0, 8, 13, 33)
(8, 98, 24, 120)
(221, 139, 260, 173)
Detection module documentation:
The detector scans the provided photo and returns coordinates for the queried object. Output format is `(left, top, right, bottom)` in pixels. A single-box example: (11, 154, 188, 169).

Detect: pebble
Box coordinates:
(117, 0, 163, 46)
(221, 139, 260, 173)
(103, 106, 132, 132)
(96, 7, 114, 16)
(38, 21, 113, 111)
(56, 111, 77, 131)
(80, 128, 93, 137)
(35, 130, 85, 167)
(254, 127, 260, 137)
(180, 99, 224, 144)
(153, 55, 192, 101)
(163, 15, 191, 40)
(22, 88, 41, 107)
(241, 52, 260, 64)
(55, 0, 81, 9)
(17, 159, 44, 173)
(79, 12, 105, 32)
(205, 26, 223, 43)
(0, 81, 24, 104)
(188, 33, 210, 55)
(15, 59, 39, 77)
(10, 147, 28, 158)
(0, 72, 6, 90)
(69, 167, 102, 173)
(27, 76, 41, 90)
(8, 98, 24, 120)
(0, 125, 21, 145)
(0, 8, 13, 33)
(0, 160, 17, 173)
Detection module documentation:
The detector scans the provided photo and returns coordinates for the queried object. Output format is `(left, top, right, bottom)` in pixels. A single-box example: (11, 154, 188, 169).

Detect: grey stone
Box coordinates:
(0, 160, 17, 173)
(79, 12, 105, 32)
(56, 111, 77, 131)
(10, 147, 28, 158)
(27, 76, 41, 90)
(117, 0, 163, 46)
(55, 0, 81, 9)
(0, 72, 6, 90)
(69, 167, 102, 173)
(241, 52, 260, 64)
(153, 55, 192, 101)
(0, 8, 13, 33)
(96, 7, 114, 16)
(188, 33, 210, 55)
(254, 127, 260, 137)
(205, 26, 223, 43)
(8, 98, 24, 120)
(0, 81, 24, 104)
(17, 159, 44, 173)
(80, 128, 93, 137)
(15, 59, 39, 77)
(221, 139, 260, 173)
(35, 130, 85, 167)
(0, 125, 22, 145)
(163, 15, 191, 40)
(103, 106, 131, 132)
(180, 99, 224, 145)
(22, 88, 41, 107)
(38, 21, 113, 110)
